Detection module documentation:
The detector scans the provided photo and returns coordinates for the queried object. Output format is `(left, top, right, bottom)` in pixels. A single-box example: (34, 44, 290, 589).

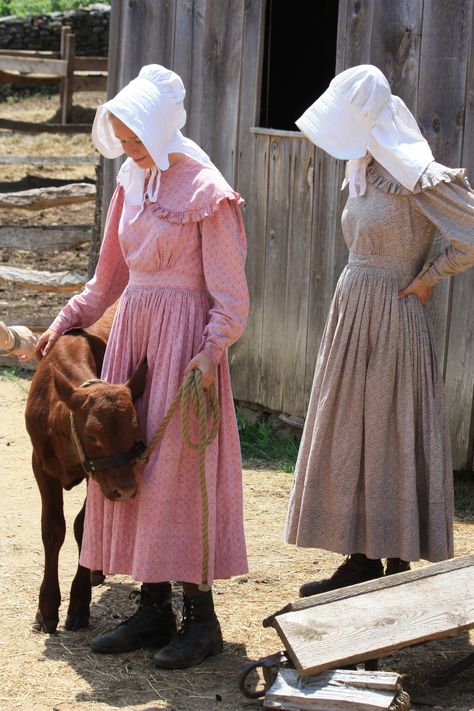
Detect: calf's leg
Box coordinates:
(33, 454, 65, 633)
(65, 499, 91, 630)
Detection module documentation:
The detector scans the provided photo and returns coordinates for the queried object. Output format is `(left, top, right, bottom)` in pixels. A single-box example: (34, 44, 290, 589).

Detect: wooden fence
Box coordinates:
(0, 26, 107, 126)
(0, 174, 96, 329)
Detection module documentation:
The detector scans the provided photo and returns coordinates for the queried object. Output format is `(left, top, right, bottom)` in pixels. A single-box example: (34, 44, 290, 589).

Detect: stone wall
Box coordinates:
(0, 3, 109, 56)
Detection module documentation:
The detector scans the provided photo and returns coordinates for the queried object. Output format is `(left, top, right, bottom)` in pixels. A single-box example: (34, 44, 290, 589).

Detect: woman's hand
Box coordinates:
(34, 328, 61, 361)
(399, 277, 433, 306)
(184, 352, 217, 390)
(0, 322, 37, 361)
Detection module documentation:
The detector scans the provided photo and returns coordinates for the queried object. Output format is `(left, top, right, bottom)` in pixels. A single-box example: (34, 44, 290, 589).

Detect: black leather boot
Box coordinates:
(385, 558, 411, 575)
(153, 588, 223, 669)
(299, 554, 384, 597)
(91, 582, 176, 654)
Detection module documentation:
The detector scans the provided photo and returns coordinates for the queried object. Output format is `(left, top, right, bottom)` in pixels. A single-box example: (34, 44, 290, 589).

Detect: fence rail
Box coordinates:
(0, 27, 108, 124)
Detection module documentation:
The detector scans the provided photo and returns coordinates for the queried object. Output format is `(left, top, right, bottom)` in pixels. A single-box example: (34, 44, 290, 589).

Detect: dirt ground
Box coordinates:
(1, 91, 474, 711)
(1, 371, 474, 711)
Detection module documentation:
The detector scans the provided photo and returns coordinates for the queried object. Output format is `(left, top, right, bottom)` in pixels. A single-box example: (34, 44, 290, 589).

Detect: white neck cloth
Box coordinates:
(296, 65, 434, 197)
(91, 64, 216, 219)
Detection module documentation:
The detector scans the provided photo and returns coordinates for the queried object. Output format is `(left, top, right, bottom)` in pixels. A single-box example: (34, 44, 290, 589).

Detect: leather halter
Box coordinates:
(69, 379, 146, 474)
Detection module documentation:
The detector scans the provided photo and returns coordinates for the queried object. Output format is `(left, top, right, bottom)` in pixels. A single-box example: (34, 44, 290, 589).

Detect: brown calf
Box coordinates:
(25, 311, 147, 633)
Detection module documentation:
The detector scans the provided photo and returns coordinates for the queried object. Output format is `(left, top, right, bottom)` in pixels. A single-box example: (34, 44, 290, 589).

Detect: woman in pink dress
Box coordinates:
(35, 65, 249, 668)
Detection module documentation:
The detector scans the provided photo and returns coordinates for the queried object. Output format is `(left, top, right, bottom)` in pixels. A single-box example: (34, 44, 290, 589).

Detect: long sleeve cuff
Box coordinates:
(199, 339, 225, 365)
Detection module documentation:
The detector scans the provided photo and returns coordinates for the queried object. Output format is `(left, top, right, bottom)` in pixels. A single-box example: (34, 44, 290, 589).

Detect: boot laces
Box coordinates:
(177, 599, 198, 636)
(118, 589, 147, 626)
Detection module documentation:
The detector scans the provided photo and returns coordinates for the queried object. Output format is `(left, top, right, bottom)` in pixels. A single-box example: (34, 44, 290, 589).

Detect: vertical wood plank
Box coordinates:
(337, 0, 374, 70)
(281, 139, 315, 416)
(230, 0, 267, 399)
(416, 0, 473, 471)
(305, 150, 340, 404)
(235, 0, 266, 192)
(230, 132, 270, 402)
(369, 0, 423, 112)
(259, 137, 295, 412)
(60, 31, 75, 124)
(417, 0, 471, 368)
(173, 0, 194, 96)
(443, 1, 474, 470)
(187, 0, 245, 181)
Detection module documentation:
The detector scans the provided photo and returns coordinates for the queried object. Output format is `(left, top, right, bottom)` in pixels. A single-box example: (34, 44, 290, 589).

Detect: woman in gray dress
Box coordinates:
(285, 65, 474, 597)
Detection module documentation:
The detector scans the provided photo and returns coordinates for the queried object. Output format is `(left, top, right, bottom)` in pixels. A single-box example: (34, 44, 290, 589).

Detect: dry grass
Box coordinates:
(0, 374, 474, 711)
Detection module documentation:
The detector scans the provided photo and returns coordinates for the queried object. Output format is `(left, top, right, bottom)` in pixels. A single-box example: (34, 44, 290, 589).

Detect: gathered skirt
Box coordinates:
(285, 259, 454, 562)
(80, 281, 248, 583)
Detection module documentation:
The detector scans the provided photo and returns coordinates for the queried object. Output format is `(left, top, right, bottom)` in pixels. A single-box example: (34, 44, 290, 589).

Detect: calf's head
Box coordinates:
(52, 361, 148, 501)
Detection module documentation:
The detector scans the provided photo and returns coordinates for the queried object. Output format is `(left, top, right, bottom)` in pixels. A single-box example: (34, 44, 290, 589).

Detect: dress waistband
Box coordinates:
(347, 254, 418, 285)
(348, 254, 408, 269)
(128, 270, 206, 291)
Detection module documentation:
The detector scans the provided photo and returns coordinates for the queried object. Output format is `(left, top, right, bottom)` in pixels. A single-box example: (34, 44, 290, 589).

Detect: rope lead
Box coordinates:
(136, 369, 221, 591)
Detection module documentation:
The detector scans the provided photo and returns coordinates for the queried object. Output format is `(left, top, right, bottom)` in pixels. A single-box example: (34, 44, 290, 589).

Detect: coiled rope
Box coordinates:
(135, 369, 220, 591)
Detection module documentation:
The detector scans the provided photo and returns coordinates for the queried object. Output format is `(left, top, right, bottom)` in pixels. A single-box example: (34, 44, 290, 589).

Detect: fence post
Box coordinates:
(88, 157, 104, 278)
(60, 26, 75, 124)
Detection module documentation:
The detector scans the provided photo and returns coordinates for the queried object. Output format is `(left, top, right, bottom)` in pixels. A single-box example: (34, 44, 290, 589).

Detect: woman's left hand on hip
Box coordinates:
(399, 277, 433, 306)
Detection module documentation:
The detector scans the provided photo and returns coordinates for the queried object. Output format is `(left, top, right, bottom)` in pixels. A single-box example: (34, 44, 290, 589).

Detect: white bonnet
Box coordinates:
(92, 64, 187, 171)
(91, 65, 214, 214)
(296, 64, 434, 196)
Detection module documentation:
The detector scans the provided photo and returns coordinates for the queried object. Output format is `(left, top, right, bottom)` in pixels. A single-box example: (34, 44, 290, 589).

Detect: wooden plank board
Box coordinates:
(230, 132, 269, 403)
(417, 0, 472, 369)
(443, 2, 474, 471)
(0, 70, 60, 86)
(281, 138, 315, 417)
(201, 0, 245, 184)
(258, 136, 292, 412)
(73, 57, 108, 72)
(0, 119, 92, 134)
(0, 55, 68, 76)
(72, 74, 108, 92)
(0, 266, 87, 293)
(0, 156, 97, 165)
(229, 0, 266, 400)
(0, 50, 59, 58)
(0, 183, 95, 210)
(304, 150, 340, 407)
(0, 225, 92, 251)
(368, 0, 423, 112)
(264, 668, 402, 710)
(271, 556, 474, 677)
(1, 314, 55, 332)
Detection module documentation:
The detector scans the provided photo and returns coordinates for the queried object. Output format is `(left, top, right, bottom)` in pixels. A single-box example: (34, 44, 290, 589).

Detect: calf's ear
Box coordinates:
(50, 364, 82, 409)
(126, 359, 148, 400)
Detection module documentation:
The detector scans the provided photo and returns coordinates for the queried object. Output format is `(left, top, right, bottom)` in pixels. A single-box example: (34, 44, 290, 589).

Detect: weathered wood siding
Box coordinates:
(335, 0, 474, 470)
(106, 0, 474, 469)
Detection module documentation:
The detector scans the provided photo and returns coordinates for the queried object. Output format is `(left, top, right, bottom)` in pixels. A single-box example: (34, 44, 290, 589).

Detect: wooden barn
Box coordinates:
(104, 0, 474, 471)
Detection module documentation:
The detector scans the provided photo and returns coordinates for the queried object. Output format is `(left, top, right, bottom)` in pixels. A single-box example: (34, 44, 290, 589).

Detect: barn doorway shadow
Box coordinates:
(40, 579, 250, 709)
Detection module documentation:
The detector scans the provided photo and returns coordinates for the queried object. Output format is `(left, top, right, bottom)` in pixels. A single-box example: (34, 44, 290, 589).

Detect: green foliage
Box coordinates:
(454, 470, 474, 516)
(0, 1, 109, 17)
(0, 365, 33, 391)
(237, 408, 299, 473)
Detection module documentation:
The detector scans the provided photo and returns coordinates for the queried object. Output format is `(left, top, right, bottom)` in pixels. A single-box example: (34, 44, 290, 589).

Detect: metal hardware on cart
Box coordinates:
(239, 650, 293, 699)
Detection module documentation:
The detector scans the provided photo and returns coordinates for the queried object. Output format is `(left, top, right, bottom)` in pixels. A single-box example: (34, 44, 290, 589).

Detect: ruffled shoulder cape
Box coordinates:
(366, 160, 470, 195)
(145, 156, 244, 223)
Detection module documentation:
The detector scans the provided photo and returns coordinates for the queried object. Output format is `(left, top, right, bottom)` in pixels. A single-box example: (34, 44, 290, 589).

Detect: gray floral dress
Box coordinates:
(285, 160, 474, 562)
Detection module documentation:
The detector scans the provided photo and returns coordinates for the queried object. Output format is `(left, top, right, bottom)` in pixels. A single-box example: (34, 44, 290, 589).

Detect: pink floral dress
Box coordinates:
(50, 156, 249, 584)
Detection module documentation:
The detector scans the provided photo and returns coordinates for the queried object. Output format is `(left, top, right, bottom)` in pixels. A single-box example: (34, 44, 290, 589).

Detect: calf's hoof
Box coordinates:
(90, 570, 106, 586)
(34, 610, 58, 634)
(65, 611, 90, 631)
